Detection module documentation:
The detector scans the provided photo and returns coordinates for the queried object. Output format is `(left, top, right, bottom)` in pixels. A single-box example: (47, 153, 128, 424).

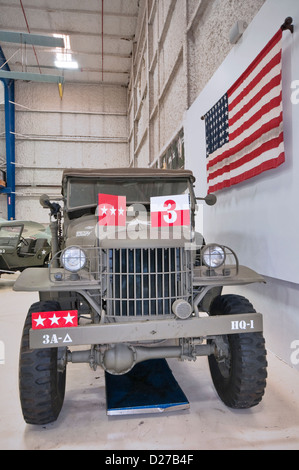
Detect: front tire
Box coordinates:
(208, 294, 267, 409)
(19, 301, 67, 425)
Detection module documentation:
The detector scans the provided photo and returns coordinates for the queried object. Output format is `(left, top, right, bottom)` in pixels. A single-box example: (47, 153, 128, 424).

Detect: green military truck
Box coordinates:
(15, 168, 267, 424)
(0, 220, 51, 275)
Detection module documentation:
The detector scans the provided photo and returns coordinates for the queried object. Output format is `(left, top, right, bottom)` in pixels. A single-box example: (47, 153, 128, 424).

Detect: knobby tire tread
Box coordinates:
(19, 301, 66, 425)
(208, 294, 267, 409)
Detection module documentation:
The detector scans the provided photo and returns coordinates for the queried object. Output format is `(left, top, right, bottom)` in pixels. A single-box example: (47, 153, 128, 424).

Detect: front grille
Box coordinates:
(100, 247, 192, 318)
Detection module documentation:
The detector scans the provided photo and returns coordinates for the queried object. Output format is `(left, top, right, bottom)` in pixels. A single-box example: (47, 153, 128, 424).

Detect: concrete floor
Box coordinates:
(1, 274, 299, 450)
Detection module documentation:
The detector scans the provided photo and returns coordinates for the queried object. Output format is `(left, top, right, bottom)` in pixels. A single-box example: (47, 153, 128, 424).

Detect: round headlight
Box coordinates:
(202, 244, 226, 268)
(61, 246, 87, 272)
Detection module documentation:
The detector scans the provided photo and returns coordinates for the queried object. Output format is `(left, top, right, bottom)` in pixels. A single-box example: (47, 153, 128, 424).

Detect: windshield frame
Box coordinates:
(65, 176, 195, 213)
(0, 224, 24, 248)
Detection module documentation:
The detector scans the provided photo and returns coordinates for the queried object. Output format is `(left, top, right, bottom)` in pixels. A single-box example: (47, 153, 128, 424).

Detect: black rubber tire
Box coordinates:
(19, 300, 67, 425)
(208, 294, 267, 409)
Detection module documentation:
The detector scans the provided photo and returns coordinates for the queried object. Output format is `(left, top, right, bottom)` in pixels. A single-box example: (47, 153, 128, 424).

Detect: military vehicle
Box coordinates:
(14, 168, 267, 425)
(0, 220, 51, 275)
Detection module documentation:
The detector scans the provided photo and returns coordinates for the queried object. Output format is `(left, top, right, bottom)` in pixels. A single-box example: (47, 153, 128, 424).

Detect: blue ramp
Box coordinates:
(105, 359, 189, 415)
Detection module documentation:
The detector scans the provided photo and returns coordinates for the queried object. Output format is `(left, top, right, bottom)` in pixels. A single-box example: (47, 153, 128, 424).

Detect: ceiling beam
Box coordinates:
(0, 2, 139, 19)
(0, 69, 64, 84)
(4, 44, 132, 59)
(0, 26, 135, 42)
(0, 30, 64, 48)
(10, 64, 129, 75)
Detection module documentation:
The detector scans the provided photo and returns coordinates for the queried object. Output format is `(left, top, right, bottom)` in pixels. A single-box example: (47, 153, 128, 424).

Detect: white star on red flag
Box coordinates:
(49, 313, 61, 325)
(33, 314, 46, 327)
(31, 310, 78, 329)
(63, 312, 76, 325)
(98, 194, 126, 226)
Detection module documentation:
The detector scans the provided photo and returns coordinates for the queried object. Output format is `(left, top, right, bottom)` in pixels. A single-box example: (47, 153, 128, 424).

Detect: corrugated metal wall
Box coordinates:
(129, 0, 265, 168)
(0, 81, 128, 222)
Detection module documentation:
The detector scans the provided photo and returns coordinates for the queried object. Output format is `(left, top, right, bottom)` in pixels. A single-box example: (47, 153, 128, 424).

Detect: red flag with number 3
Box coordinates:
(150, 194, 190, 227)
(98, 194, 126, 226)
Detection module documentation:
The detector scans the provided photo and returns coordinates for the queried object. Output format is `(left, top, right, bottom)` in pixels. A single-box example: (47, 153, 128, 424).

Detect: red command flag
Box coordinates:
(150, 194, 190, 227)
(32, 310, 78, 329)
(98, 194, 126, 226)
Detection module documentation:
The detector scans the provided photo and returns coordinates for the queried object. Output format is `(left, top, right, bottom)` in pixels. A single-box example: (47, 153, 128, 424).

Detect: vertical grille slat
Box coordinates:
(100, 247, 192, 319)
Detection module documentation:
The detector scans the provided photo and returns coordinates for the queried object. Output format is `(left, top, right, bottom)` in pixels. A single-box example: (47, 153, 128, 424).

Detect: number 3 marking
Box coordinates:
(163, 199, 177, 224)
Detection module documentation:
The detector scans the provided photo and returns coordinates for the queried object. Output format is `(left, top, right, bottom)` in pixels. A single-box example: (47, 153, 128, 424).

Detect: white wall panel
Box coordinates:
(185, 0, 299, 284)
(185, 0, 299, 368)
(10, 81, 128, 222)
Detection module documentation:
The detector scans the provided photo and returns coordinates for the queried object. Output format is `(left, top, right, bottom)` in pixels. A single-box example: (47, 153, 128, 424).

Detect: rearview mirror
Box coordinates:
(39, 194, 51, 208)
(196, 194, 217, 206)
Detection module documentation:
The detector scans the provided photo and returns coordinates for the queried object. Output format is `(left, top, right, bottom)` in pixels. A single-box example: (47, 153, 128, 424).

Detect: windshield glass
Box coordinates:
(67, 178, 191, 210)
(0, 225, 23, 247)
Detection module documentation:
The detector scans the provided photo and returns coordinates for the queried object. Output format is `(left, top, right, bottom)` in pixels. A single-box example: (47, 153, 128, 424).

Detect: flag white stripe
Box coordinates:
(229, 62, 281, 120)
(207, 104, 283, 170)
(208, 141, 284, 187)
(229, 83, 282, 134)
(229, 103, 282, 144)
(228, 40, 282, 104)
(208, 125, 284, 177)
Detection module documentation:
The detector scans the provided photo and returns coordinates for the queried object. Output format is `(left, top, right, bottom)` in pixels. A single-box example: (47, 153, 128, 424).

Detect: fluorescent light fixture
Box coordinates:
(53, 33, 78, 70)
(54, 59, 78, 69)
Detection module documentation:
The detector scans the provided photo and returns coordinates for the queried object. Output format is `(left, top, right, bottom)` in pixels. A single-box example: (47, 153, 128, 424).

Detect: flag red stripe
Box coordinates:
(208, 152, 285, 193)
(228, 29, 282, 97)
(207, 111, 283, 170)
(228, 51, 282, 112)
(208, 132, 284, 182)
(229, 93, 282, 142)
(229, 72, 281, 127)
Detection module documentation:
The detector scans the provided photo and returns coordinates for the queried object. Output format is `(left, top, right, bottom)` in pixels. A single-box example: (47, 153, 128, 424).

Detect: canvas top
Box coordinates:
(62, 167, 195, 182)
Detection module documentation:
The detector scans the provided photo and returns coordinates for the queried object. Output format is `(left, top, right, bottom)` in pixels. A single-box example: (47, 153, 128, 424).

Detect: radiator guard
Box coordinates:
(100, 247, 193, 318)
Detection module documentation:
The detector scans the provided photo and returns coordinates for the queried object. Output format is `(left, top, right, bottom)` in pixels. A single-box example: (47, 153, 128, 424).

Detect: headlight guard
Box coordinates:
(202, 244, 226, 268)
(60, 246, 87, 273)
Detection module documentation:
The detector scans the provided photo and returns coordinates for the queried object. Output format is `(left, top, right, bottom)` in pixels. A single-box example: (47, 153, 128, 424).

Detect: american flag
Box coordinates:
(205, 29, 285, 193)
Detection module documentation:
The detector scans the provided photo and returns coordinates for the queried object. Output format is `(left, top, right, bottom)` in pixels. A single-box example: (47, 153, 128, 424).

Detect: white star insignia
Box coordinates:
(63, 312, 76, 325)
(110, 206, 116, 215)
(118, 207, 124, 216)
(49, 313, 61, 325)
(34, 315, 46, 327)
(101, 205, 108, 215)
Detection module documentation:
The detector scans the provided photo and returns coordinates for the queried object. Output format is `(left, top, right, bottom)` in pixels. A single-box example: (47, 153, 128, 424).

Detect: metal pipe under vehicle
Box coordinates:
(66, 343, 214, 375)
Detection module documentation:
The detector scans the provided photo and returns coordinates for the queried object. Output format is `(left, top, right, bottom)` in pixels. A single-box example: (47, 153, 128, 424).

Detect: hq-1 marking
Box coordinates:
(231, 319, 255, 330)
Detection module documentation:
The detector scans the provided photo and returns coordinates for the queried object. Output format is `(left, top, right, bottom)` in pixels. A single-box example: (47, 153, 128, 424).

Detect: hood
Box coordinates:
(65, 213, 192, 249)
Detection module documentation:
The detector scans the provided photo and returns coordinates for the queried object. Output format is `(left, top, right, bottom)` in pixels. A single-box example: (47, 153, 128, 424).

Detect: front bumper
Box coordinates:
(29, 312, 263, 349)
(13, 264, 265, 293)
